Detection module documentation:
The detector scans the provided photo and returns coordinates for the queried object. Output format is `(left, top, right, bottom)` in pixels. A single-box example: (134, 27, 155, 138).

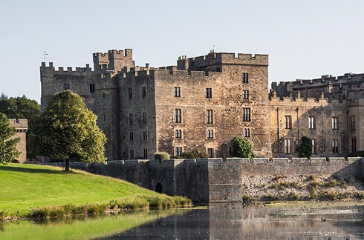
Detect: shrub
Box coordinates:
(323, 180, 337, 188)
(287, 191, 299, 200)
(242, 194, 251, 203)
(296, 136, 312, 158)
(180, 149, 209, 159)
(0, 211, 4, 222)
(87, 204, 107, 215)
(231, 137, 255, 159)
(31, 208, 50, 219)
(63, 204, 75, 216)
(154, 152, 170, 160)
(307, 175, 317, 182)
(49, 207, 65, 219)
(71, 205, 87, 216)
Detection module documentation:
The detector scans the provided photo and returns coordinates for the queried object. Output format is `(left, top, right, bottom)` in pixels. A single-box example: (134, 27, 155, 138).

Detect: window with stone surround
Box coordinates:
(143, 131, 148, 141)
(206, 88, 212, 98)
(174, 87, 181, 97)
(243, 90, 249, 100)
(284, 139, 291, 154)
(207, 130, 214, 139)
(142, 87, 147, 98)
(175, 109, 181, 123)
(129, 132, 134, 141)
(243, 108, 251, 121)
(312, 139, 315, 154)
(309, 116, 315, 129)
(143, 112, 147, 124)
(90, 84, 95, 93)
(175, 129, 182, 138)
(207, 110, 213, 124)
(244, 128, 250, 137)
(242, 73, 249, 83)
(285, 115, 292, 129)
(332, 117, 338, 130)
(208, 148, 214, 158)
(128, 88, 132, 99)
(143, 149, 148, 159)
(332, 139, 338, 153)
(352, 138, 357, 152)
(175, 147, 182, 156)
(351, 116, 356, 130)
(129, 113, 133, 125)
(129, 149, 134, 159)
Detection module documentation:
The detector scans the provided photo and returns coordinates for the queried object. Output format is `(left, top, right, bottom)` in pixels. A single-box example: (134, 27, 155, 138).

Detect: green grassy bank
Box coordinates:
(0, 164, 191, 218)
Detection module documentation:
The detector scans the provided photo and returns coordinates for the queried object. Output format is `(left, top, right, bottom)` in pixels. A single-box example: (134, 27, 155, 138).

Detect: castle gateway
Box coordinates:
(41, 49, 364, 160)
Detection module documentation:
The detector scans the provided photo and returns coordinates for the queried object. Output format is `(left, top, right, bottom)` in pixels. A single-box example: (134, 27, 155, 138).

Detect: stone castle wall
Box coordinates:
(9, 119, 28, 163)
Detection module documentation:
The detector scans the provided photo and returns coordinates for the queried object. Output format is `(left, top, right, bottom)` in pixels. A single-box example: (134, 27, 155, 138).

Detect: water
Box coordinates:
(1, 202, 364, 240)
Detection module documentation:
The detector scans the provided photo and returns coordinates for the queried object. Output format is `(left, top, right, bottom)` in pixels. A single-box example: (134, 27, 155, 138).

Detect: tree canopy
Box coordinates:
(231, 137, 255, 159)
(35, 90, 106, 170)
(0, 94, 41, 159)
(0, 113, 20, 164)
(296, 136, 313, 158)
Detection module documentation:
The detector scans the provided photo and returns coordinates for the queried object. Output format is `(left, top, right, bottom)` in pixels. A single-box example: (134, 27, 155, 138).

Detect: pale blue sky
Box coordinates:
(1, 0, 363, 102)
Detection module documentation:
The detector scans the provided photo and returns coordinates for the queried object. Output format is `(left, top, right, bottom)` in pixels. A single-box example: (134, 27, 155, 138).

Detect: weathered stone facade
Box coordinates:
(40, 49, 364, 159)
(9, 119, 28, 163)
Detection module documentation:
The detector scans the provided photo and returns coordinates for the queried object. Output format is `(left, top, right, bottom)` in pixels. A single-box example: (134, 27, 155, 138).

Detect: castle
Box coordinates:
(40, 49, 364, 160)
(9, 119, 28, 163)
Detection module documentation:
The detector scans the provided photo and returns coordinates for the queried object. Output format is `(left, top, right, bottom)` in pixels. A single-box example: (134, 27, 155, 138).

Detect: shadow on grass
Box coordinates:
(0, 165, 77, 175)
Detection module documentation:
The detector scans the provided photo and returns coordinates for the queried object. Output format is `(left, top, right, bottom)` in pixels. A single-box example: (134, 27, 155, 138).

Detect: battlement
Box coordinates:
(177, 51, 268, 71)
(9, 119, 28, 129)
(40, 62, 92, 73)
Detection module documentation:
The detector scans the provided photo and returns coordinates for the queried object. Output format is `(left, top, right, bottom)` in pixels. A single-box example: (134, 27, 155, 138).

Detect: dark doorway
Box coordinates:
(156, 183, 162, 193)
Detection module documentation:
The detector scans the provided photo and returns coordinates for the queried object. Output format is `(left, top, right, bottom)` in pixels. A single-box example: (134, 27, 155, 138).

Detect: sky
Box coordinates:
(1, 0, 364, 102)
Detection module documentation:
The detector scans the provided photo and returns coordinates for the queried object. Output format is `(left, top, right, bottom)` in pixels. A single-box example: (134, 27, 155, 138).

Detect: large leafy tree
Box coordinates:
(35, 90, 106, 171)
(0, 113, 20, 164)
(231, 137, 255, 159)
(0, 94, 41, 159)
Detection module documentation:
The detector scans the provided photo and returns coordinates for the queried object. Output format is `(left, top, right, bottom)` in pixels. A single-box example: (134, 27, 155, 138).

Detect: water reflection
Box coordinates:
(1, 203, 364, 240)
(103, 203, 364, 240)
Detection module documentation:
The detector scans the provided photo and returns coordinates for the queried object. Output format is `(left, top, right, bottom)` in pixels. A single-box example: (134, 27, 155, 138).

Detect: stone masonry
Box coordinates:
(9, 119, 28, 163)
(40, 48, 364, 160)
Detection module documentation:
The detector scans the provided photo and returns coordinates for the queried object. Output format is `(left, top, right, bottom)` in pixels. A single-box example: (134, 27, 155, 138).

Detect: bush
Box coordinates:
(296, 136, 312, 158)
(49, 207, 65, 219)
(154, 152, 170, 160)
(180, 149, 209, 159)
(231, 137, 255, 159)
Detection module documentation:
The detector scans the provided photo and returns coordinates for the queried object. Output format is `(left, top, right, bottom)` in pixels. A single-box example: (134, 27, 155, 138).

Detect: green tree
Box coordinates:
(35, 90, 106, 171)
(179, 149, 209, 159)
(296, 136, 312, 158)
(0, 95, 41, 159)
(231, 137, 255, 159)
(0, 113, 20, 164)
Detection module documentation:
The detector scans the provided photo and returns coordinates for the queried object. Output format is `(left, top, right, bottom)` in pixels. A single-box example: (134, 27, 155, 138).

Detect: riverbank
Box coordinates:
(0, 164, 192, 220)
(242, 174, 364, 202)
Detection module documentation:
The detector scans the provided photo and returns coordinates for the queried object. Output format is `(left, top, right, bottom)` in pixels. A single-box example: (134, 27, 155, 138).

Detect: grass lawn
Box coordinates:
(0, 163, 171, 217)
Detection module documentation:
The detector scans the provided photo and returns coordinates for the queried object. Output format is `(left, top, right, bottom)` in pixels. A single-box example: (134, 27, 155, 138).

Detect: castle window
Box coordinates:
(128, 88, 132, 99)
(63, 83, 70, 90)
(312, 139, 315, 154)
(129, 132, 134, 141)
(208, 148, 214, 158)
(103, 92, 105, 98)
(332, 117, 338, 130)
(332, 139, 338, 153)
(175, 129, 182, 138)
(207, 130, 214, 139)
(244, 128, 250, 137)
(175, 109, 181, 123)
(129, 149, 134, 159)
(206, 88, 212, 98)
(207, 110, 213, 124)
(129, 113, 133, 125)
(242, 73, 249, 83)
(143, 112, 147, 124)
(351, 116, 356, 130)
(143, 149, 148, 159)
(285, 115, 292, 129)
(142, 87, 147, 98)
(243, 90, 249, 99)
(175, 147, 182, 156)
(90, 84, 95, 93)
(174, 87, 181, 97)
(103, 115, 106, 121)
(143, 131, 148, 141)
(243, 108, 251, 121)
(309, 116, 315, 129)
(352, 138, 357, 152)
(284, 139, 291, 154)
